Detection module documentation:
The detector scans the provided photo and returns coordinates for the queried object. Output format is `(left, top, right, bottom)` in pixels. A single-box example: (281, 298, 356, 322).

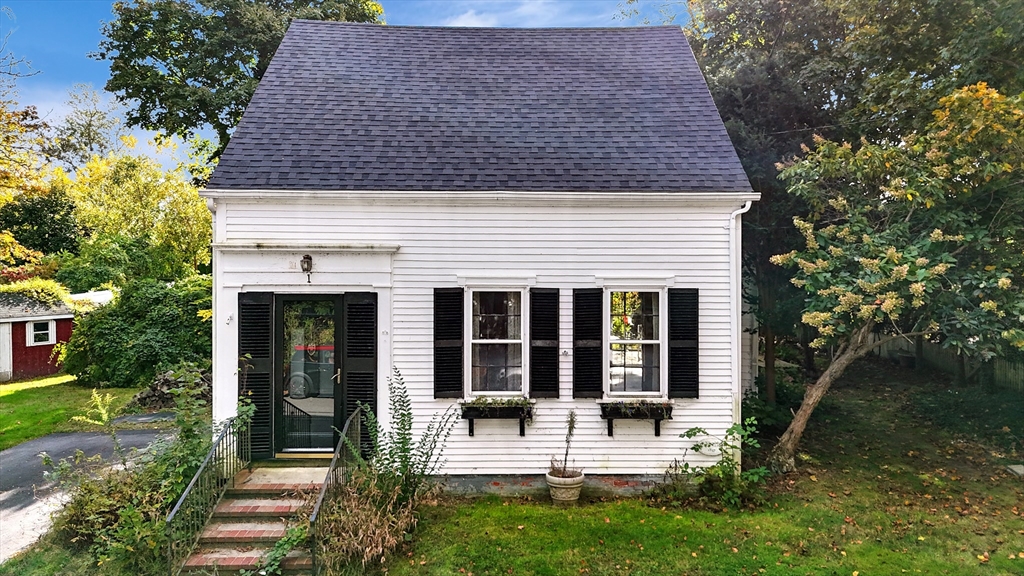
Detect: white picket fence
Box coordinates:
(870, 334, 1024, 393)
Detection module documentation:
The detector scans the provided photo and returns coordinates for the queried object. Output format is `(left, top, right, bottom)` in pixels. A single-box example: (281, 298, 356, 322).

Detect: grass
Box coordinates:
(0, 374, 143, 451)
(3, 359, 1023, 575)
(386, 359, 1024, 576)
(908, 384, 1023, 455)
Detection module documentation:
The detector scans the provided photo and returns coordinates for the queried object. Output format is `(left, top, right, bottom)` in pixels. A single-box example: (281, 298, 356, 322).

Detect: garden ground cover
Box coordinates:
(0, 374, 142, 451)
(386, 359, 1024, 576)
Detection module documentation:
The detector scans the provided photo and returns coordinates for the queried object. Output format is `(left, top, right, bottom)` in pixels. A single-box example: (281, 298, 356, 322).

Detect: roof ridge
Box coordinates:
(288, 20, 682, 32)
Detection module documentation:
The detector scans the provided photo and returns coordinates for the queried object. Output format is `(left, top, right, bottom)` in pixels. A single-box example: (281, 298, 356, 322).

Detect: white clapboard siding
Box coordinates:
(212, 197, 744, 475)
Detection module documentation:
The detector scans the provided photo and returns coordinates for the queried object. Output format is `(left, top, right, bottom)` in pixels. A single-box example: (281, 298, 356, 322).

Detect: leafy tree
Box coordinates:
(0, 185, 81, 254)
(0, 229, 40, 267)
(94, 0, 384, 157)
(62, 275, 213, 388)
(835, 0, 1024, 139)
(767, 84, 1024, 472)
(55, 234, 155, 292)
(63, 151, 212, 277)
(40, 85, 128, 171)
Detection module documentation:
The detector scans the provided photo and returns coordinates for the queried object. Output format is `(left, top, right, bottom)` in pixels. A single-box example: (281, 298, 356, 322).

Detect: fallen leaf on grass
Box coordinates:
(517, 525, 524, 530)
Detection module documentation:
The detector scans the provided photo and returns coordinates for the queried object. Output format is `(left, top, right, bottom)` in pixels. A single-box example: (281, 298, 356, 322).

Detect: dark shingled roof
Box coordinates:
(207, 22, 751, 193)
(0, 293, 72, 320)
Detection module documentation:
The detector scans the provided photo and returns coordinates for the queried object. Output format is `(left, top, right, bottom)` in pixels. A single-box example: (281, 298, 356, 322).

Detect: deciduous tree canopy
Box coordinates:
(94, 0, 385, 156)
(768, 84, 1024, 471)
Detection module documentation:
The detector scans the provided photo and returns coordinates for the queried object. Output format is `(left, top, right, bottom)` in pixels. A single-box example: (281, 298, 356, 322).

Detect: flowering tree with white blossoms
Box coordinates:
(768, 84, 1024, 472)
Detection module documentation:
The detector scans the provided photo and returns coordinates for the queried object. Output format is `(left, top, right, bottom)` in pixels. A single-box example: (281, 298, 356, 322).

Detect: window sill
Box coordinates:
(25, 340, 56, 347)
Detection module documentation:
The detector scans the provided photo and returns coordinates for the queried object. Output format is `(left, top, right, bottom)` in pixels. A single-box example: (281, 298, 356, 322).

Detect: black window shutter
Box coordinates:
(573, 288, 603, 398)
(238, 292, 274, 459)
(668, 288, 699, 398)
(433, 288, 464, 398)
(343, 292, 377, 452)
(529, 288, 559, 399)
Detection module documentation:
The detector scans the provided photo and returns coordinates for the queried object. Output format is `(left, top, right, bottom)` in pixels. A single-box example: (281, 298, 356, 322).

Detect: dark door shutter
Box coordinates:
(342, 293, 377, 450)
(668, 288, 699, 398)
(529, 288, 559, 399)
(238, 292, 274, 459)
(433, 288, 464, 398)
(573, 288, 603, 398)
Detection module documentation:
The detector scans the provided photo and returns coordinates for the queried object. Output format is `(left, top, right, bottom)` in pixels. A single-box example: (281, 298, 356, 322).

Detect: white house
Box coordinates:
(202, 22, 758, 480)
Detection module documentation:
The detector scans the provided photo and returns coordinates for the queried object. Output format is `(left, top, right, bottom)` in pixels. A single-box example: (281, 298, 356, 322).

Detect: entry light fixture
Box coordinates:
(300, 254, 313, 283)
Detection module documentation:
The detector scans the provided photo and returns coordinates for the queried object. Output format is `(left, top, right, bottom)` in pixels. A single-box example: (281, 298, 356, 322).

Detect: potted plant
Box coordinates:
(546, 409, 584, 504)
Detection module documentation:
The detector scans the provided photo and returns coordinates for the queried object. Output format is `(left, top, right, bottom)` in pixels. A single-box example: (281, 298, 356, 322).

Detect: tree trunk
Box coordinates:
(801, 324, 816, 372)
(914, 335, 924, 371)
(956, 352, 967, 387)
(768, 323, 874, 473)
(763, 325, 777, 405)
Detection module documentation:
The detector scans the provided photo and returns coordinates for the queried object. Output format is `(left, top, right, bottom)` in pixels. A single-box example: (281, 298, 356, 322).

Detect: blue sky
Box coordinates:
(2, 0, 647, 124)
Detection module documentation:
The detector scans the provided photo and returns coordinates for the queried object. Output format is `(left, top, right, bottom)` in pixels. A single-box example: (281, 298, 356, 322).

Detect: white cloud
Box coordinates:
(445, 9, 500, 27)
(416, 1, 623, 29)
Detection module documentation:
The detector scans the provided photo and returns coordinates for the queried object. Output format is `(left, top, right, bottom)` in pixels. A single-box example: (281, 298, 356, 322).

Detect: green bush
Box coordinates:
(61, 276, 211, 388)
(55, 234, 156, 292)
(651, 418, 771, 509)
(311, 368, 456, 573)
(45, 363, 217, 573)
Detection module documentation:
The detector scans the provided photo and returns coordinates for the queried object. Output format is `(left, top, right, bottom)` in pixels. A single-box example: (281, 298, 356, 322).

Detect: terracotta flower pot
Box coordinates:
(545, 470, 584, 504)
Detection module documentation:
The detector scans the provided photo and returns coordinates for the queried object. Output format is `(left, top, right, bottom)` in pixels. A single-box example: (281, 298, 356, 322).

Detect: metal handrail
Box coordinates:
(165, 417, 251, 576)
(309, 407, 363, 575)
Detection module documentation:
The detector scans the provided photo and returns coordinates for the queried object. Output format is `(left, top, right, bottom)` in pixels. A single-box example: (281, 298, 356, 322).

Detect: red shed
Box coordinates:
(0, 294, 74, 382)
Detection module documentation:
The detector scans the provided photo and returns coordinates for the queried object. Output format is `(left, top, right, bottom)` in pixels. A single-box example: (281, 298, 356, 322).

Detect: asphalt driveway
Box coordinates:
(0, 428, 166, 563)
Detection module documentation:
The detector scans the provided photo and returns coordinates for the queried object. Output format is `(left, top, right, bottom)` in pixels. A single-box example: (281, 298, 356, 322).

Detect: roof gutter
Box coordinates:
(200, 188, 761, 204)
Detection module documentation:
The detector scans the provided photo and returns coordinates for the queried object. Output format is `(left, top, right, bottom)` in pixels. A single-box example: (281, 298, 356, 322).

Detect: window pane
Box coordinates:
(609, 342, 660, 392)
(32, 322, 50, 343)
(473, 291, 521, 339)
(472, 343, 522, 392)
(610, 291, 658, 340)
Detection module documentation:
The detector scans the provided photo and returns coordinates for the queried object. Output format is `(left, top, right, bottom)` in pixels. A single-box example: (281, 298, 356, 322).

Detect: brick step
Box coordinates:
(199, 520, 288, 544)
(182, 547, 312, 575)
(214, 497, 307, 518)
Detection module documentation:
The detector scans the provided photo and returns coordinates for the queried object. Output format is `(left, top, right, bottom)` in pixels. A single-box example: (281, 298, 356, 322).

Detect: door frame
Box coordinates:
(273, 293, 345, 453)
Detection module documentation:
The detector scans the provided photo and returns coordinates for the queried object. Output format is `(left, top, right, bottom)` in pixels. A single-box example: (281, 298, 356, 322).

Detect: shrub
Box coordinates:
(355, 367, 457, 507)
(311, 368, 455, 573)
(651, 418, 771, 509)
(0, 277, 72, 307)
(61, 276, 212, 388)
(310, 471, 420, 574)
(45, 363, 219, 573)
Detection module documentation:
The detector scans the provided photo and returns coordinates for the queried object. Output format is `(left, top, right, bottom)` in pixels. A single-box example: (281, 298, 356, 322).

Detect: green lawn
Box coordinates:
(3, 360, 1022, 576)
(0, 374, 142, 451)
(387, 360, 1024, 576)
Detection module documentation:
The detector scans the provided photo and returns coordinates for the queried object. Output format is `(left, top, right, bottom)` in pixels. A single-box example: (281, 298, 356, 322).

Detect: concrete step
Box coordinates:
(182, 547, 312, 575)
(226, 467, 327, 497)
(214, 497, 307, 518)
(199, 520, 288, 544)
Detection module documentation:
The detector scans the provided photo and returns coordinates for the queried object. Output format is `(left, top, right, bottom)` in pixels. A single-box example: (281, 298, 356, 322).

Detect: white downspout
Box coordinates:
(727, 201, 752, 466)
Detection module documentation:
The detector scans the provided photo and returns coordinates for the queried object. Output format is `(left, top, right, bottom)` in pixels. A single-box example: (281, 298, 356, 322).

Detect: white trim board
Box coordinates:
(0, 322, 11, 381)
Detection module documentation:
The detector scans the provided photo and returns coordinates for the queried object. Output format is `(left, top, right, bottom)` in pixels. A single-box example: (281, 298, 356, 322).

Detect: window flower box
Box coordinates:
(599, 400, 673, 437)
(459, 399, 533, 436)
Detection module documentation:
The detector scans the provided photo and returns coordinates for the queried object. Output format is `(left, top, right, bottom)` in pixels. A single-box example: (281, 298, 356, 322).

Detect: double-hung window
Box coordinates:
(469, 290, 524, 394)
(27, 320, 56, 346)
(607, 290, 663, 395)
